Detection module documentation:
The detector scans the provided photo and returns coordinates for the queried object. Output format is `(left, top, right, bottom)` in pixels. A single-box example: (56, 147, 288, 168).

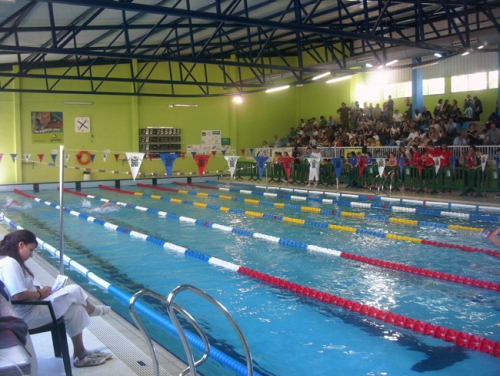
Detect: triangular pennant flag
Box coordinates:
(125, 152, 145, 181)
(51, 153, 57, 163)
(332, 158, 343, 178)
(376, 158, 385, 176)
(231, 149, 236, 156)
(147, 153, 154, 161)
(357, 157, 366, 177)
(417, 157, 424, 175)
(281, 157, 295, 181)
(397, 157, 405, 177)
(254, 156, 269, 179)
(450, 156, 458, 173)
(37, 154, 44, 163)
(90, 154, 96, 163)
(241, 149, 246, 156)
(480, 154, 488, 172)
(224, 156, 240, 179)
(160, 153, 178, 178)
(193, 154, 211, 176)
(114, 153, 120, 162)
(102, 153, 108, 162)
(10, 154, 17, 163)
(180, 152, 186, 160)
(211, 150, 217, 158)
(24, 154, 30, 163)
(65, 154, 70, 163)
(221, 149, 227, 157)
(432, 156, 441, 174)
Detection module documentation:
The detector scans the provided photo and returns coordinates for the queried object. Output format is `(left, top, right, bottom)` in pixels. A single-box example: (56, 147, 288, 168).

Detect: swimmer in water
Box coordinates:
(4, 199, 22, 208)
(99, 202, 119, 211)
(487, 227, 500, 245)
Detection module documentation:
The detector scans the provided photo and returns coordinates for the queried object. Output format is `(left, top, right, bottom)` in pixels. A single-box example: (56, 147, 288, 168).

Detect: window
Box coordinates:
(489, 71, 498, 89)
(451, 72, 487, 92)
(383, 82, 411, 99)
(423, 78, 445, 95)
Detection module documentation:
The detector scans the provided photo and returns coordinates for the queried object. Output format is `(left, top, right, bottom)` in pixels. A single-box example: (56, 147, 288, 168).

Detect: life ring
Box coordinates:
(76, 150, 91, 165)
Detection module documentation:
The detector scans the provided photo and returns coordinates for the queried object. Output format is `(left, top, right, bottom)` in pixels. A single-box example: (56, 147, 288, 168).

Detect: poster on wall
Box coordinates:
(31, 111, 64, 143)
(201, 130, 222, 153)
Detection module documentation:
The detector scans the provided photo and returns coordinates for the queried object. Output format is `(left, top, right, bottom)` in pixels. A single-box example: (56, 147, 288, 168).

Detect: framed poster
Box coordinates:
(32, 111, 64, 143)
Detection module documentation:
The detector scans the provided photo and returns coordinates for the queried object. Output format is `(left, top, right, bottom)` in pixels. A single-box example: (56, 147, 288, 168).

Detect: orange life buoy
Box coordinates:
(76, 150, 91, 165)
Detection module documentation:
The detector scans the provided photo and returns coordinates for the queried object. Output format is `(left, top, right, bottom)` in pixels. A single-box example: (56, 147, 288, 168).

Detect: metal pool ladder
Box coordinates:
(129, 284, 254, 376)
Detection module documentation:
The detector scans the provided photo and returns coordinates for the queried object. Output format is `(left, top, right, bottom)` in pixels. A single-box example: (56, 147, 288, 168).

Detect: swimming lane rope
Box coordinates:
(0, 212, 257, 376)
(130, 185, 500, 258)
(57, 186, 500, 292)
(213, 181, 500, 213)
(205, 182, 500, 223)
(140, 184, 482, 233)
(9, 191, 500, 359)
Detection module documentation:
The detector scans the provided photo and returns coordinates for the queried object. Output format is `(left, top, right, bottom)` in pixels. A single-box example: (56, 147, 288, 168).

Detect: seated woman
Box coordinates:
(0, 230, 112, 368)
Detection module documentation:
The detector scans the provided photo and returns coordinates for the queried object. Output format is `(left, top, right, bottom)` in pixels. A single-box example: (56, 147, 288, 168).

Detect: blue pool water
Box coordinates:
(1, 183, 500, 376)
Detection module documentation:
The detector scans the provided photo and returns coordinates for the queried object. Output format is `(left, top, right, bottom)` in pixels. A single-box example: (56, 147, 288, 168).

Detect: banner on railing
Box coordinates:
(254, 156, 269, 179)
(224, 156, 240, 178)
(376, 158, 385, 177)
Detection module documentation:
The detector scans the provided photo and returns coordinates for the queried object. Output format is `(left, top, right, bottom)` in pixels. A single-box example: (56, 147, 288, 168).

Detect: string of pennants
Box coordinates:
(1, 150, 496, 182)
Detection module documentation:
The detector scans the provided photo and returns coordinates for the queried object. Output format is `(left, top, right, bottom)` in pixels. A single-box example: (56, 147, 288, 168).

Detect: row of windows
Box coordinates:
(355, 71, 498, 104)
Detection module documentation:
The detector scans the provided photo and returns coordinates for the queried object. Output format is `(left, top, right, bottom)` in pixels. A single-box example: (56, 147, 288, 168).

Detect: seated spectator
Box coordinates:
(466, 123, 478, 146)
(445, 117, 458, 144)
(454, 132, 467, 146)
(421, 106, 432, 127)
(487, 123, 500, 145)
(393, 110, 403, 126)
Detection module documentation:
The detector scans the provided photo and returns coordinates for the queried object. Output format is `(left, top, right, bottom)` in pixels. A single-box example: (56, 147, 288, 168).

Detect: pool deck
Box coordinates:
(1, 178, 499, 375)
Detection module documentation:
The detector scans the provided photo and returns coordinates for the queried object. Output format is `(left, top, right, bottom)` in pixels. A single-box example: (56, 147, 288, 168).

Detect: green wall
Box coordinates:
(0, 63, 498, 185)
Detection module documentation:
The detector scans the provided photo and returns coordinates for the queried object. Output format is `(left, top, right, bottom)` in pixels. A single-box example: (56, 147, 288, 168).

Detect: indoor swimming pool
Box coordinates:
(1, 181, 500, 376)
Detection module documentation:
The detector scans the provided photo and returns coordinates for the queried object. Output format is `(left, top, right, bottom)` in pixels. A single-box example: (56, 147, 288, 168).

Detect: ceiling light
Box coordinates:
(462, 51, 470, 56)
(385, 60, 399, 67)
(434, 53, 442, 58)
(365, 63, 373, 68)
(168, 104, 198, 108)
(478, 45, 485, 49)
(326, 75, 353, 84)
(233, 95, 243, 104)
(312, 72, 331, 80)
(265, 85, 290, 93)
(412, 62, 439, 70)
(62, 101, 93, 105)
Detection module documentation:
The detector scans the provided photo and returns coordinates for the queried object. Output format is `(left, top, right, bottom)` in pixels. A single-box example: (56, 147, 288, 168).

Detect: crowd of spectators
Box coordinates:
(271, 95, 500, 150)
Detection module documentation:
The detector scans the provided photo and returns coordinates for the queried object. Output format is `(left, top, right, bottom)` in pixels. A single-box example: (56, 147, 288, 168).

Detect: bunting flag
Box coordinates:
(125, 152, 145, 181)
(375, 158, 385, 176)
(180, 152, 186, 160)
(495, 154, 500, 169)
(102, 153, 108, 162)
(432, 156, 441, 174)
(332, 158, 343, 178)
(249, 148, 254, 156)
(37, 154, 44, 162)
(281, 157, 295, 181)
(90, 154, 96, 163)
(481, 154, 488, 172)
(397, 157, 405, 176)
(254, 156, 269, 179)
(65, 154, 71, 163)
(241, 149, 245, 156)
(24, 154, 31, 163)
(417, 157, 424, 175)
(147, 153, 154, 161)
(160, 153, 178, 178)
(231, 149, 236, 156)
(0, 154, 3, 163)
(224, 156, 240, 178)
(51, 153, 57, 163)
(357, 157, 366, 176)
(191, 151, 197, 159)
(193, 154, 211, 176)
(114, 153, 120, 162)
(449, 156, 458, 173)
(221, 149, 227, 157)
(211, 150, 217, 158)
(10, 154, 16, 163)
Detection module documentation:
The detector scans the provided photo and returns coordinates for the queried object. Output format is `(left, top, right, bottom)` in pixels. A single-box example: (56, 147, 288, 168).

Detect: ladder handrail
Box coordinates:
(129, 285, 254, 376)
(167, 284, 253, 376)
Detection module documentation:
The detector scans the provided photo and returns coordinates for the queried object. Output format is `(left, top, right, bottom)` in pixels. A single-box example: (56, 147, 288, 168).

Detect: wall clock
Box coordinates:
(75, 117, 91, 133)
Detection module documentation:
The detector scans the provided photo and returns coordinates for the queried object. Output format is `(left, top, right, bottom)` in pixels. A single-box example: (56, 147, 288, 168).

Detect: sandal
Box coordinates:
(87, 349, 113, 360)
(90, 305, 111, 317)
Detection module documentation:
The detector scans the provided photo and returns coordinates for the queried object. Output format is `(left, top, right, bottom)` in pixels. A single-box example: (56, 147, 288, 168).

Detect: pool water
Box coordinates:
(1, 183, 500, 376)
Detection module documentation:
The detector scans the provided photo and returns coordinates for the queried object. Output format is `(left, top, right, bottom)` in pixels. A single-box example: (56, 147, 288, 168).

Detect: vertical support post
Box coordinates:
(58, 145, 65, 275)
(412, 59, 423, 120)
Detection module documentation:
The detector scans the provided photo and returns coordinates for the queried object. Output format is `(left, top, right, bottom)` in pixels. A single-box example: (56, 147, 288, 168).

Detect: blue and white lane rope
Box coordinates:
(205, 183, 500, 222)
(0, 211, 261, 376)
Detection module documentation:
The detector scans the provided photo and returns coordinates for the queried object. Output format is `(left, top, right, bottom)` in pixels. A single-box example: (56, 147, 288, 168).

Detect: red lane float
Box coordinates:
(237, 266, 500, 358)
(99, 185, 135, 195)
